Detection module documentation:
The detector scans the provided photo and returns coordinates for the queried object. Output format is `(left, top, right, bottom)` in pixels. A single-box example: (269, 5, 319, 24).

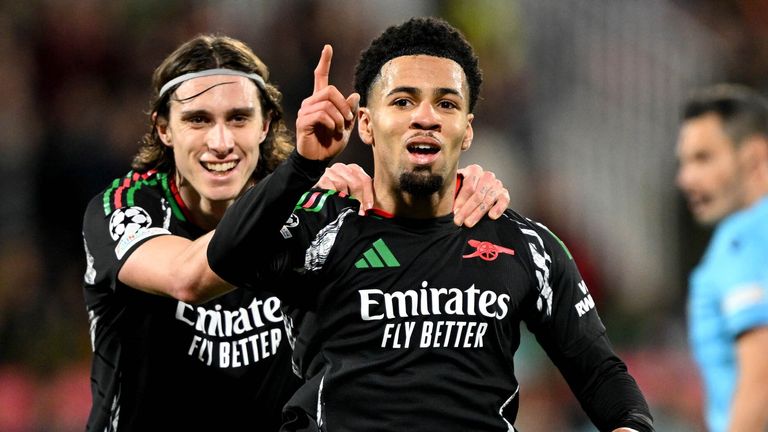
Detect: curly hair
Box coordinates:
(132, 34, 294, 181)
(683, 83, 768, 146)
(354, 17, 482, 112)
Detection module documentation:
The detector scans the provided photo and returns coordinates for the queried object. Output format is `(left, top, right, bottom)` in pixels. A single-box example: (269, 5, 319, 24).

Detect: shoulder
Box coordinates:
(83, 170, 176, 265)
(83, 169, 173, 235)
(495, 210, 568, 250)
(479, 210, 578, 277)
(710, 202, 768, 265)
(292, 188, 360, 218)
(86, 170, 170, 216)
(100, 170, 172, 215)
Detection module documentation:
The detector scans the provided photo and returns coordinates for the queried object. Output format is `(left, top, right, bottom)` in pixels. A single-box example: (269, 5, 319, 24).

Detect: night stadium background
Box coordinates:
(2, 1, 768, 430)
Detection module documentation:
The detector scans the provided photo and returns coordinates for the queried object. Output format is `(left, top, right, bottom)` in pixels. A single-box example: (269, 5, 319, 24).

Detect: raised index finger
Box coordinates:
(313, 44, 333, 93)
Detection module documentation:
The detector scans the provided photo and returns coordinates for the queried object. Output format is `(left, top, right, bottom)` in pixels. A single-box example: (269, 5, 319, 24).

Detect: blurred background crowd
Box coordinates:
(2, 0, 768, 430)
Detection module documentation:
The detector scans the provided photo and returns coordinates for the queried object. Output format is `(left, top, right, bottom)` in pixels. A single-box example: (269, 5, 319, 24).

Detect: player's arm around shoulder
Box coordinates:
(119, 231, 232, 304)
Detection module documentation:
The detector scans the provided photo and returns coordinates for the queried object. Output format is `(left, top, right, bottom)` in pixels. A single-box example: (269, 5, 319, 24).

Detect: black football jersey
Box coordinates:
(82, 169, 299, 431)
(209, 153, 653, 432)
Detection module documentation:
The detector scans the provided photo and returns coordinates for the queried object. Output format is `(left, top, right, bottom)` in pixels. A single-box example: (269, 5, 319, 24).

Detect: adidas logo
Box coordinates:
(355, 239, 400, 269)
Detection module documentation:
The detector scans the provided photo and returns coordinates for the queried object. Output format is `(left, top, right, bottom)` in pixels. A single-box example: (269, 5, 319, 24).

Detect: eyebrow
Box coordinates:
(386, 86, 465, 100)
(179, 107, 256, 118)
(227, 107, 256, 117)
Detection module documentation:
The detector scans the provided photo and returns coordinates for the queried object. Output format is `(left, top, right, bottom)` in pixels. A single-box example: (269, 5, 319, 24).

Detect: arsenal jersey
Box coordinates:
(209, 152, 653, 432)
(82, 170, 299, 431)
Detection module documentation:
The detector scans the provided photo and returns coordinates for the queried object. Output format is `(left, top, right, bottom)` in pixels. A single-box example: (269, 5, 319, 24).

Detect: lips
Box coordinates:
(684, 192, 712, 214)
(406, 143, 440, 155)
(405, 135, 441, 165)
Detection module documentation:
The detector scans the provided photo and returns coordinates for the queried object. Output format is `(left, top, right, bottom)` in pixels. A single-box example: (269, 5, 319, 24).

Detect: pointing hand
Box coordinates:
(296, 45, 360, 161)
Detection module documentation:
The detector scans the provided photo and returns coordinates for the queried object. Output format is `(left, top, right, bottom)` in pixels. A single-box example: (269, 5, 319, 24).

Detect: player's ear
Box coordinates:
(357, 107, 373, 146)
(461, 114, 474, 151)
(259, 117, 271, 144)
(737, 135, 765, 173)
(154, 112, 172, 147)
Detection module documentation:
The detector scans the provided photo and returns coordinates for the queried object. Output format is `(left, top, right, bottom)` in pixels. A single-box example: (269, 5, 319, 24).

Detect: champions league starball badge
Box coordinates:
(109, 206, 152, 240)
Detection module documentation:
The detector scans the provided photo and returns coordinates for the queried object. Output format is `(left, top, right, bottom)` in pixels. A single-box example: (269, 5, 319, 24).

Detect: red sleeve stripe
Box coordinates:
(112, 176, 133, 210)
(103, 170, 160, 215)
(301, 191, 321, 209)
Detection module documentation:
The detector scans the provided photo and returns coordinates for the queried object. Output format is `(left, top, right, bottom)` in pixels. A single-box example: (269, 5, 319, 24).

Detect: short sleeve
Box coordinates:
(722, 235, 768, 337)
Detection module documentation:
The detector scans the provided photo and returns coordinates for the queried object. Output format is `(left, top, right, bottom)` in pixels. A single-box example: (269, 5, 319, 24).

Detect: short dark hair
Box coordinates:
(133, 34, 293, 181)
(682, 83, 768, 145)
(354, 17, 482, 112)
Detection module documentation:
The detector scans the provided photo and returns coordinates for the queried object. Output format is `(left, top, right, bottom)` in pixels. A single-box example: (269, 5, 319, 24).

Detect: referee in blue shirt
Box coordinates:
(676, 84, 768, 432)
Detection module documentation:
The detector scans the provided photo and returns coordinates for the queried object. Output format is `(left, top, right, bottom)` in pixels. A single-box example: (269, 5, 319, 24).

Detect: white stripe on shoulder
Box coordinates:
(723, 283, 766, 315)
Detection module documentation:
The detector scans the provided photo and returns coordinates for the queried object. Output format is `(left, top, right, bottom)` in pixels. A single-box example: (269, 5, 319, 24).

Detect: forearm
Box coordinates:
(208, 150, 328, 286)
(728, 386, 768, 432)
(583, 367, 654, 432)
(553, 335, 654, 431)
(119, 231, 232, 304)
(728, 326, 768, 431)
(169, 232, 232, 303)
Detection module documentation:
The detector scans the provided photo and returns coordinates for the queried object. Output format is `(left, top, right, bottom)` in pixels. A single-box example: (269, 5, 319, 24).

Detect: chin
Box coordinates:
(693, 210, 724, 227)
(399, 171, 444, 196)
(202, 185, 242, 203)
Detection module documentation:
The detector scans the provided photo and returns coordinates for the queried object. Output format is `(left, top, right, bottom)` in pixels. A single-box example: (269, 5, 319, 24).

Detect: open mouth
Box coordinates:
(686, 193, 712, 213)
(201, 160, 238, 174)
(406, 143, 440, 155)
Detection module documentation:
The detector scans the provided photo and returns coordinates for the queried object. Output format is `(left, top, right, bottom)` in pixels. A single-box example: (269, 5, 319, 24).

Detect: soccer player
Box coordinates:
(676, 84, 768, 432)
(208, 17, 654, 432)
(81, 34, 508, 431)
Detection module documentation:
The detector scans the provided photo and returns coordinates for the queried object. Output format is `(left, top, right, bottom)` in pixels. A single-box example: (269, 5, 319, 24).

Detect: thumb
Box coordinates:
(345, 93, 361, 131)
(347, 93, 361, 115)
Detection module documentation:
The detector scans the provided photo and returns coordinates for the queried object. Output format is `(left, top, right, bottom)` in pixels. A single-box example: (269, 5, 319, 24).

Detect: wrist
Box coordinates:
(288, 149, 331, 181)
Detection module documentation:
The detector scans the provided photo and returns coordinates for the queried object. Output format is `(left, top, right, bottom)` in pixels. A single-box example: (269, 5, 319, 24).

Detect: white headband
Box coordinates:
(158, 68, 267, 99)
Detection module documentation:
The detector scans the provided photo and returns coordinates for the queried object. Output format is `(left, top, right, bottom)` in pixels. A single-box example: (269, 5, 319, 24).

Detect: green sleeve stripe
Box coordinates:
(294, 191, 312, 210)
(542, 226, 573, 260)
(126, 178, 158, 207)
(102, 177, 123, 215)
(126, 180, 142, 207)
(158, 173, 186, 221)
(313, 190, 335, 212)
(295, 190, 337, 212)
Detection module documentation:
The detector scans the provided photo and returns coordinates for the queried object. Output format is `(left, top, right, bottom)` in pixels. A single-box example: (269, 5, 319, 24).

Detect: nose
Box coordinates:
(410, 102, 440, 131)
(207, 123, 235, 155)
(676, 162, 693, 191)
